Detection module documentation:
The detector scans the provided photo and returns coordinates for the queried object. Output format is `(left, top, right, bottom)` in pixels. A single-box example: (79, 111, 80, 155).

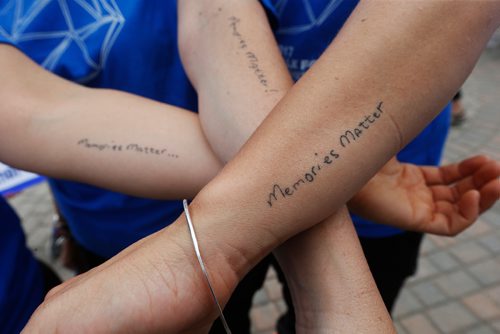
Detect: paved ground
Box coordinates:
(8, 40, 500, 334)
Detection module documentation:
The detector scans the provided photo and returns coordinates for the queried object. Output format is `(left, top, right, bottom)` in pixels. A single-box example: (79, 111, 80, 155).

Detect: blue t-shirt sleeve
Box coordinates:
(0, 7, 17, 47)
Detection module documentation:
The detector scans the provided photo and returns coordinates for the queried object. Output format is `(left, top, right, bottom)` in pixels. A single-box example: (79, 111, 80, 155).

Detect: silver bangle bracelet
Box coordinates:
(182, 199, 232, 334)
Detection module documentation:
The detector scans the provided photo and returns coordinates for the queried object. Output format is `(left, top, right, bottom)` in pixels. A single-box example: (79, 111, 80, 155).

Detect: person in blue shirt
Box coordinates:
(0, 196, 60, 333)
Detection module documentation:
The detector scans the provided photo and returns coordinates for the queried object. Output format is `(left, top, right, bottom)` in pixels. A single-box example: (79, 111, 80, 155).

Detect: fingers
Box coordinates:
(422, 155, 489, 185)
(428, 159, 498, 236)
(450, 160, 500, 213)
(432, 190, 480, 236)
(457, 189, 481, 222)
(430, 159, 499, 204)
(458, 155, 492, 176)
(480, 178, 500, 212)
(430, 184, 459, 202)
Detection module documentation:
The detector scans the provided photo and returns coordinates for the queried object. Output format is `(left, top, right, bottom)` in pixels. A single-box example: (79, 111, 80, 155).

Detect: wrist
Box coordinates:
(156, 213, 240, 308)
(189, 176, 286, 273)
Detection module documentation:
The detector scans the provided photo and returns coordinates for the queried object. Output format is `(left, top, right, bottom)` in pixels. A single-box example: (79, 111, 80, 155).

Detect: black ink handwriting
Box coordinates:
(77, 138, 179, 158)
(267, 102, 384, 207)
(228, 16, 276, 92)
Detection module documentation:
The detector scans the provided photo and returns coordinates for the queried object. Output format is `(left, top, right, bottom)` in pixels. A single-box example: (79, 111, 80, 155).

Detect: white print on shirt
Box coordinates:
(279, 44, 316, 80)
(274, 0, 343, 35)
(0, 0, 125, 82)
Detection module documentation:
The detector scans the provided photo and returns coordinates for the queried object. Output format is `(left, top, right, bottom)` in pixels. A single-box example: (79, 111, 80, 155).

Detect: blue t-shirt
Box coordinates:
(0, 1, 197, 258)
(0, 0, 275, 258)
(268, 0, 451, 237)
(0, 196, 45, 334)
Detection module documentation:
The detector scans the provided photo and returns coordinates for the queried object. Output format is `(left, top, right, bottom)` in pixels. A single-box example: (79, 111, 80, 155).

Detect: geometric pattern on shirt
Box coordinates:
(0, 0, 124, 82)
(273, 0, 343, 35)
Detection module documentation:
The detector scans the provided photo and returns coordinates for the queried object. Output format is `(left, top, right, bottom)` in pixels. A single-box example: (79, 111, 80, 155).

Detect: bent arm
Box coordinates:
(178, 0, 293, 162)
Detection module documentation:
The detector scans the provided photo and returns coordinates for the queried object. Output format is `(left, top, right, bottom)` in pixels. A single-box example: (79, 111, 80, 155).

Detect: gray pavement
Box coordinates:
(8, 43, 500, 333)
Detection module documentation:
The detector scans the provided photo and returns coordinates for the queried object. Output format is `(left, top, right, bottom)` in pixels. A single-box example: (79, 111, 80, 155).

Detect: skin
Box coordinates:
(0, 45, 222, 199)
(18, 1, 500, 333)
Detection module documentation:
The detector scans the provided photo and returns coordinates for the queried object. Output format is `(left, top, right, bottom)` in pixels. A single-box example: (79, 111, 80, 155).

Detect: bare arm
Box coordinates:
(178, 0, 293, 161)
(0, 45, 222, 199)
(189, 0, 500, 259)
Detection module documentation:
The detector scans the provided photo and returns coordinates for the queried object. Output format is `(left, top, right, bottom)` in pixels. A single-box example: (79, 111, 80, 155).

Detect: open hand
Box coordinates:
(348, 155, 500, 236)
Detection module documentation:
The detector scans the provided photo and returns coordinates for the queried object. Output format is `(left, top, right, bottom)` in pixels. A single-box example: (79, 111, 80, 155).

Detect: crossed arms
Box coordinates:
(1, 2, 496, 234)
(0, 0, 499, 332)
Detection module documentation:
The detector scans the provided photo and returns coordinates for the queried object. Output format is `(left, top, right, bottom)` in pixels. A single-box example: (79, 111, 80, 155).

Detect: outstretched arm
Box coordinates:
(178, 0, 293, 162)
(0, 44, 222, 199)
